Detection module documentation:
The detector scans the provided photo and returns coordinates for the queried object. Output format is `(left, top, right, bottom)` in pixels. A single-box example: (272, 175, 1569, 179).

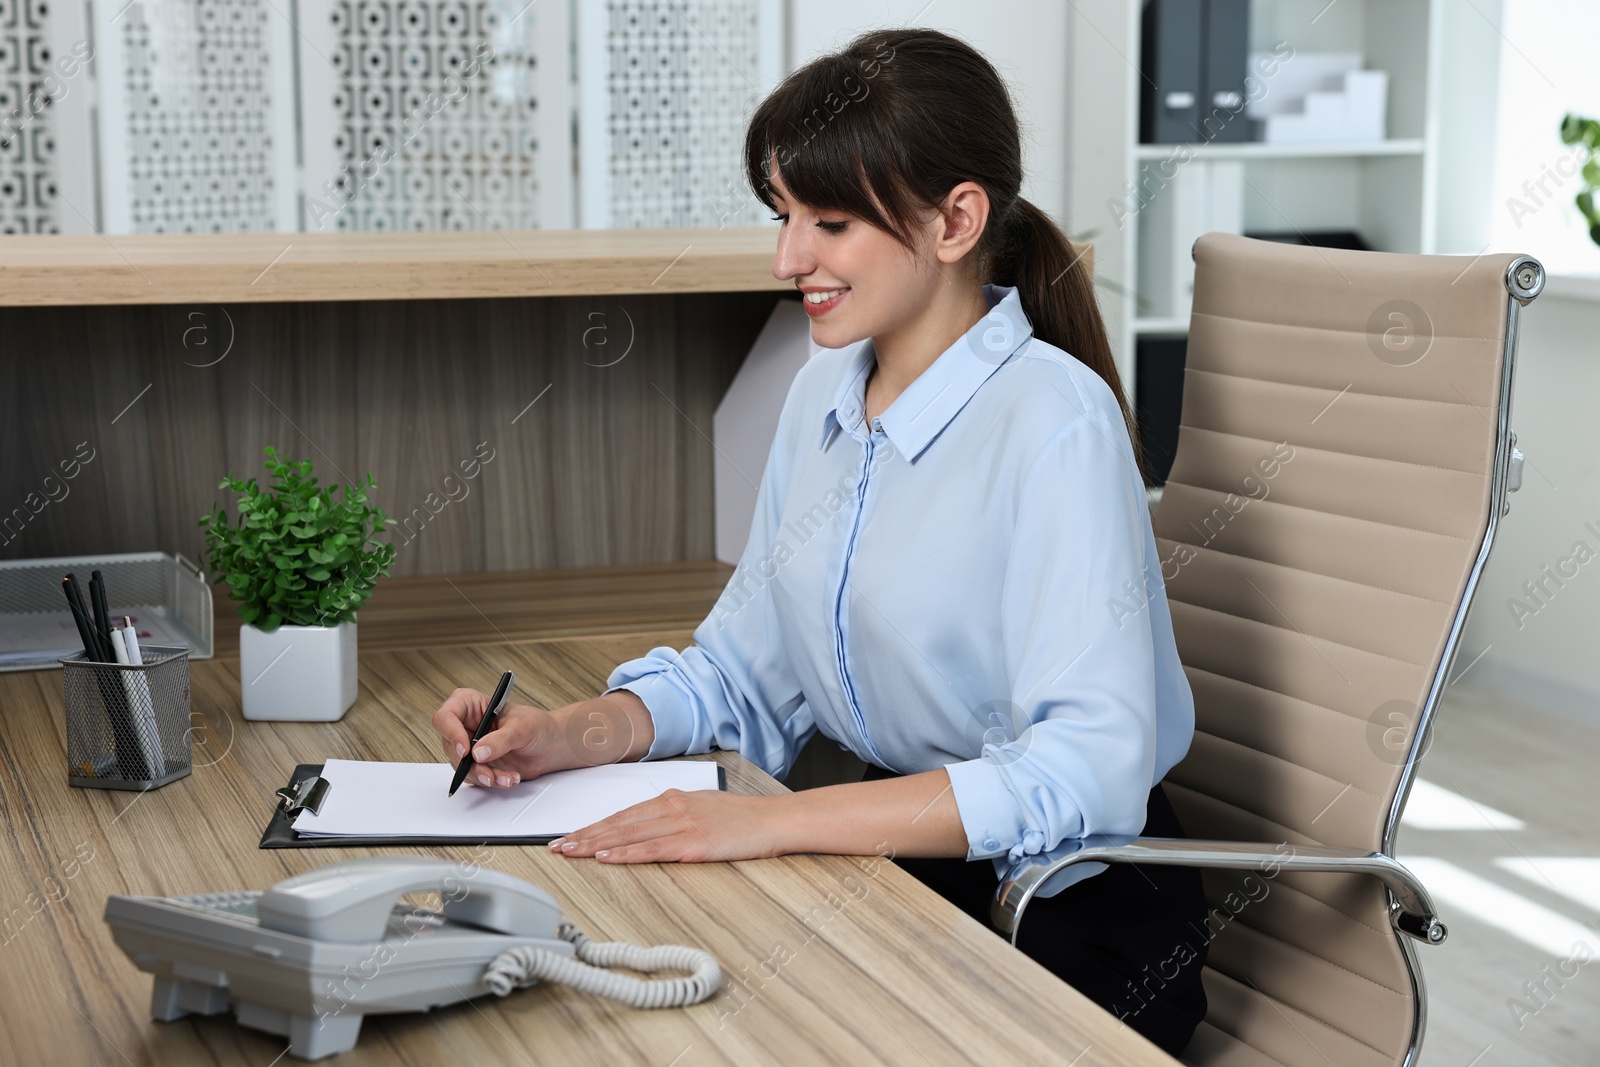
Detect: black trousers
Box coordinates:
(864, 765, 1209, 1056)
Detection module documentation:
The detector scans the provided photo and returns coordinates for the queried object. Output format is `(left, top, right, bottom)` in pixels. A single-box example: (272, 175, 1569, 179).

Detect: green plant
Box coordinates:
(198, 446, 397, 632)
(1559, 113, 1600, 248)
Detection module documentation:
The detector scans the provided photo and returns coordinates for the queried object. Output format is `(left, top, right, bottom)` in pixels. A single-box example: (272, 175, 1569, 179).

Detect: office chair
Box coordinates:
(993, 232, 1544, 1067)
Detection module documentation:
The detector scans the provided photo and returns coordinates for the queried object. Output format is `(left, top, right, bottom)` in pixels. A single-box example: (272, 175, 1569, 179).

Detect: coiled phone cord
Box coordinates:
(482, 921, 722, 1008)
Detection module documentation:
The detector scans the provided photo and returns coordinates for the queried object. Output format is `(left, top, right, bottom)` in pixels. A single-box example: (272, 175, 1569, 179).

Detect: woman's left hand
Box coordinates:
(547, 789, 790, 863)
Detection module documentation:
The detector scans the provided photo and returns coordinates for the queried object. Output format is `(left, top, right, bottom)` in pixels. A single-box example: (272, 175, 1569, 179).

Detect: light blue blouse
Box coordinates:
(604, 283, 1195, 893)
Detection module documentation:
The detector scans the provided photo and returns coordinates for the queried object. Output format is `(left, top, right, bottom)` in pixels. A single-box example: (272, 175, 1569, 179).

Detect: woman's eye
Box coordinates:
(769, 212, 845, 233)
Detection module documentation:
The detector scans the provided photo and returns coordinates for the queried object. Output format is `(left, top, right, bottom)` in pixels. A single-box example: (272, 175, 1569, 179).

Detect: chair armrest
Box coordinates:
(992, 836, 1447, 947)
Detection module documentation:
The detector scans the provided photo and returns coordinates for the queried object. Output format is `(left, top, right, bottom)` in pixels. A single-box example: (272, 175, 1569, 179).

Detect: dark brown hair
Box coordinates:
(743, 27, 1149, 483)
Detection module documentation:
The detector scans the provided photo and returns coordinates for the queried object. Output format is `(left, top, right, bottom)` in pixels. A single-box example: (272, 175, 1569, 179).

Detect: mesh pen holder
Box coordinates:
(61, 645, 193, 791)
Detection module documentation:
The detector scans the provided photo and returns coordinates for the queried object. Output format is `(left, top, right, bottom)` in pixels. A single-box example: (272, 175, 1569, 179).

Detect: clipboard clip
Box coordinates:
(275, 774, 330, 818)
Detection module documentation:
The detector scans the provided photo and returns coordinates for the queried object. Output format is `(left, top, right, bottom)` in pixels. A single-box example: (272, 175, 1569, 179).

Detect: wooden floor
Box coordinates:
(1393, 681, 1600, 1067)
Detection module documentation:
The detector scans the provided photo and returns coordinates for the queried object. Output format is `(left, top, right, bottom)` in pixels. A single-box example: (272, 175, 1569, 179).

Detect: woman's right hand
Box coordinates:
(432, 688, 564, 789)
(431, 687, 654, 788)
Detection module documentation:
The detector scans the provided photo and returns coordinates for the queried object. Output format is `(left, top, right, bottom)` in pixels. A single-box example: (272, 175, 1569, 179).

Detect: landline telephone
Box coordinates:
(104, 857, 722, 1060)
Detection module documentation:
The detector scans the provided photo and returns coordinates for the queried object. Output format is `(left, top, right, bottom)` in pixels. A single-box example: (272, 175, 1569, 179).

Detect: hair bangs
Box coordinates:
(743, 61, 918, 249)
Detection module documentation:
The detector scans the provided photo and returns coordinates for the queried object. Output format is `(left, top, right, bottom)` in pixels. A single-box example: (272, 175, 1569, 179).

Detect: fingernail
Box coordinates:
(496, 774, 510, 787)
(560, 841, 578, 852)
(509, 773, 520, 785)
(478, 772, 492, 786)
(456, 742, 466, 758)
(548, 837, 566, 849)
(474, 745, 492, 761)
(595, 850, 611, 859)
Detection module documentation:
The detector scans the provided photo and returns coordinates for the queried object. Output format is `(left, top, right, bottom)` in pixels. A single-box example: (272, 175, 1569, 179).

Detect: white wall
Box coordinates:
(1431, 0, 1506, 255)
(1486, 0, 1600, 275)
(1448, 0, 1600, 717)
(1460, 282, 1600, 717)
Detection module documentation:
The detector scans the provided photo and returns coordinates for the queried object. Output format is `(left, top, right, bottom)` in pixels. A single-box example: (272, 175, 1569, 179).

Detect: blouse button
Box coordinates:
(982, 837, 1000, 852)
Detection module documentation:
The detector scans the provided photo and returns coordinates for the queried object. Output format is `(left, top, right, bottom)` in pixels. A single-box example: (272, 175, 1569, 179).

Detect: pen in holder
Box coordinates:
(61, 645, 193, 791)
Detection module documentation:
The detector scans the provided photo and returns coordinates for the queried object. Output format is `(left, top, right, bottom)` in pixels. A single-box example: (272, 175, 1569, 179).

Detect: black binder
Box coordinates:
(1141, 0, 1254, 144)
(1141, 0, 1203, 144)
(259, 762, 729, 850)
(1200, 0, 1252, 142)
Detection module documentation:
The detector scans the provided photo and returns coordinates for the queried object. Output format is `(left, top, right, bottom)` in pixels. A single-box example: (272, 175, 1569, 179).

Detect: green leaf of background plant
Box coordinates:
(1559, 114, 1600, 252)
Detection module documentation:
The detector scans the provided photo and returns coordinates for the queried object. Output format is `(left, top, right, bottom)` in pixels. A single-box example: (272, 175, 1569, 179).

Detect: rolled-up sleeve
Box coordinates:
(602, 381, 816, 781)
(943, 405, 1167, 866)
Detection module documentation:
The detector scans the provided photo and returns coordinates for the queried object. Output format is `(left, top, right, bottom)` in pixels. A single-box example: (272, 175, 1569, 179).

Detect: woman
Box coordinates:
(432, 27, 1208, 1054)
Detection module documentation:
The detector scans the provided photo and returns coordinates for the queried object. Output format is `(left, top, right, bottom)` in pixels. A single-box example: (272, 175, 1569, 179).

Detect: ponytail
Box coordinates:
(991, 198, 1151, 485)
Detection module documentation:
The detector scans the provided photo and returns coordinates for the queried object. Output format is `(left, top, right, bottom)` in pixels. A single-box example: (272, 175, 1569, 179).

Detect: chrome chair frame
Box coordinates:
(992, 256, 1545, 1067)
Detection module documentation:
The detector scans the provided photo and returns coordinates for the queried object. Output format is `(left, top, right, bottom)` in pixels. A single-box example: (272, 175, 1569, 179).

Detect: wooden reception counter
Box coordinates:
(0, 228, 794, 576)
(0, 228, 794, 306)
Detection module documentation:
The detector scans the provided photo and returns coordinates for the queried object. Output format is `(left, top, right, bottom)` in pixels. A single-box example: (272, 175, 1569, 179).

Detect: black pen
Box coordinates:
(64, 573, 107, 661)
(449, 670, 515, 797)
(89, 570, 115, 657)
(61, 577, 101, 661)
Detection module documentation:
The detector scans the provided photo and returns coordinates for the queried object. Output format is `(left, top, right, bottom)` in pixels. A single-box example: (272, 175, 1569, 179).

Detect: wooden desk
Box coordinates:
(208, 560, 737, 660)
(0, 628, 1173, 1066)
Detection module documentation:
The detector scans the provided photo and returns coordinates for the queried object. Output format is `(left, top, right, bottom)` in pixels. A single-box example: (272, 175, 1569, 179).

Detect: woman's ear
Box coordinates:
(933, 181, 990, 265)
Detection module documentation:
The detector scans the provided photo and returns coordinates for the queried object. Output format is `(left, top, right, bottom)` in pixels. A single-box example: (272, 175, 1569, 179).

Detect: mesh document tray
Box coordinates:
(0, 552, 213, 672)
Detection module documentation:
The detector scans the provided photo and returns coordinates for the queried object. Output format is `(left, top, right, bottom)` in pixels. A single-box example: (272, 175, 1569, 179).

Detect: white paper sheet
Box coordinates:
(292, 758, 722, 839)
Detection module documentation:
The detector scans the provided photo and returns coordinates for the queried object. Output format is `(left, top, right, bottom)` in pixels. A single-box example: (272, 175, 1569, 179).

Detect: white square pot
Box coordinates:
(239, 620, 358, 722)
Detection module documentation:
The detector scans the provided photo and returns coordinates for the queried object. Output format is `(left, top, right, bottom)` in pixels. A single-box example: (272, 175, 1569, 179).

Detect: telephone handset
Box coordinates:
(256, 856, 564, 941)
(104, 857, 722, 1061)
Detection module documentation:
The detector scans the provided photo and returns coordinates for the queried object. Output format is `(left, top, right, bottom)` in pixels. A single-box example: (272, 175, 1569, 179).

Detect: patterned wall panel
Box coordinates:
(8, 0, 786, 236)
(578, 0, 782, 229)
(300, 0, 573, 232)
(97, 0, 295, 233)
(0, 0, 62, 233)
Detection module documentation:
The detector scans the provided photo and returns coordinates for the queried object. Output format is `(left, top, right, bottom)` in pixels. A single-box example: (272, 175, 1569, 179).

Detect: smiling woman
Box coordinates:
(744, 32, 1145, 469)
(430, 26, 1207, 1057)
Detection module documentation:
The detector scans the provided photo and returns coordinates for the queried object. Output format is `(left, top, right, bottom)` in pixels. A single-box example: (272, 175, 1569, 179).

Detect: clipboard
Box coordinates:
(259, 762, 730, 850)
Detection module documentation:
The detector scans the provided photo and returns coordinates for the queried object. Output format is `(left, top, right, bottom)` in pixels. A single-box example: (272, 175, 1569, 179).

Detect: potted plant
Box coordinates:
(1559, 112, 1600, 248)
(199, 446, 397, 721)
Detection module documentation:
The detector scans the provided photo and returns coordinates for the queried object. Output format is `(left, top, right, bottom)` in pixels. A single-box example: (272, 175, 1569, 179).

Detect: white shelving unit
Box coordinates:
(1131, 138, 1426, 162)
(1066, 0, 1469, 385)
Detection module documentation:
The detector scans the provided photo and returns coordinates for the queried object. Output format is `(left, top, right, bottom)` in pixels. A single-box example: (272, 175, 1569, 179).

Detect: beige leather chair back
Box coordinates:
(1155, 233, 1538, 1067)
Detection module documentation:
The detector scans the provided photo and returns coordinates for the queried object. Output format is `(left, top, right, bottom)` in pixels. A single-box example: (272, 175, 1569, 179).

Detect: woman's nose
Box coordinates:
(771, 225, 815, 281)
